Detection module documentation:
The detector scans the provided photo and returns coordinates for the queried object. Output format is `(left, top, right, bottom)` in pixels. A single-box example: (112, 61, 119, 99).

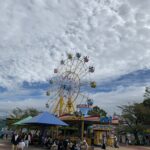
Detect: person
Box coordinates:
(46, 136, 53, 148)
(91, 135, 94, 150)
(58, 140, 64, 150)
(5, 133, 8, 140)
(24, 133, 29, 148)
(17, 140, 25, 150)
(51, 141, 58, 150)
(63, 138, 69, 149)
(17, 137, 25, 150)
(80, 139, 88, 150)
(68, 140, 73, 150)
(76, 138, 81, 150)
(114, 135, 119, 148)
(71, 142, 77, 150)
(142, 136, 146, 145)
(28, 132, 32, 144)
(125, 136, 129, 146)
(102, 135, 107, 149)
(11, 132, 19, 150)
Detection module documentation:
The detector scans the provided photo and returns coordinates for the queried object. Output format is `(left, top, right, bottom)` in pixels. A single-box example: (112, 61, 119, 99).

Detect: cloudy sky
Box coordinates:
(0, 0, 150, 116)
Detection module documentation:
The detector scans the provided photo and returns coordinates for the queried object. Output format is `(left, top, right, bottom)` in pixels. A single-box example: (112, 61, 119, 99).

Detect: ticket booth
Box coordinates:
(93, 124, 114, 146)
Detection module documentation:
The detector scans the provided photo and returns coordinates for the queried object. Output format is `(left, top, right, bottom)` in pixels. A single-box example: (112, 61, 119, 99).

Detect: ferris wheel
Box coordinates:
(46, 52, 96, 116)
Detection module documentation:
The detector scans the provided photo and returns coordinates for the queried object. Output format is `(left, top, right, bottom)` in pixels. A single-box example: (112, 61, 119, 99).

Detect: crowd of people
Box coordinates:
(42, 137, 88, 150)
(11, 132, 31, 150)
(11, 131, 89, 150)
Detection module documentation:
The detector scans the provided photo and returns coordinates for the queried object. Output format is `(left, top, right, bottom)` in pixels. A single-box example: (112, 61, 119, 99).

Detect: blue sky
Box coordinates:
(0, 0, 150, 116)
(0, 68, 149, 116)
(94, 69, 150, 92)
(1, 68, 150, 99)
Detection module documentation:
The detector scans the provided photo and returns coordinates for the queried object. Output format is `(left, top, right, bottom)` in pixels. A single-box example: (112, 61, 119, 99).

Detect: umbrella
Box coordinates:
(24, 112, 68, 126)
(13, 116, 32, 125)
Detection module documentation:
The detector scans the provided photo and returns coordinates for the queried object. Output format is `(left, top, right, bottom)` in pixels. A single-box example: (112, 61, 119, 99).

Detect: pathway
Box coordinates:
(0, 139, 150, 150)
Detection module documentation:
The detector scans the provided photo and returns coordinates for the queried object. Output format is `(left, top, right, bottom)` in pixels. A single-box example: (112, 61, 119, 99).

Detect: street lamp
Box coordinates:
(75, 111, 84, 141)
(81, 114, 84, 141)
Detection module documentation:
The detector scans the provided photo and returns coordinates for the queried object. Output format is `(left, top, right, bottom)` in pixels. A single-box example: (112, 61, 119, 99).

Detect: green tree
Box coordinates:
(119, 104, 144, 144)
(119, 87, 150, 144)
(144, 87, 150, 100)
(143, 87, 150, 108)
(6, 107, 41, 127)
(9, 107, 24, 119)
(22, 108, 40, 118)
(88, 106, 107, 116)
(143, 99, 150, 107)
(143, 87, 150, 122)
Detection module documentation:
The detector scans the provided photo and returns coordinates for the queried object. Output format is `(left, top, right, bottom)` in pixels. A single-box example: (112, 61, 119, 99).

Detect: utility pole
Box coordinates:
(81, 115, 84, 141)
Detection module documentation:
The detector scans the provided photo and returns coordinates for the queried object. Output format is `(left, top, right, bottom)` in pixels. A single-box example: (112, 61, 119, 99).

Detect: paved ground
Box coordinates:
(0, 139, 150, 150)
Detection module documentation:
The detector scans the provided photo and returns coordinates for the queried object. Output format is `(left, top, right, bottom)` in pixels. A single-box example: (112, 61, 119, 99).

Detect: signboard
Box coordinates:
(100, 116, 112, 123)
(77, 104, 90, 108)
(93, 124, 113, 131)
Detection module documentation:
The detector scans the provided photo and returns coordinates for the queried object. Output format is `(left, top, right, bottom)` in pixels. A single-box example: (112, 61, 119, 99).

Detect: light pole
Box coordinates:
(75, 111, 85, 141)
(81, 114, 84, 141)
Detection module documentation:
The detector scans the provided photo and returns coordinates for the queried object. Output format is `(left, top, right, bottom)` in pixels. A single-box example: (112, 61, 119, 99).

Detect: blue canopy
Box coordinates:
(24, 112, 68, 126)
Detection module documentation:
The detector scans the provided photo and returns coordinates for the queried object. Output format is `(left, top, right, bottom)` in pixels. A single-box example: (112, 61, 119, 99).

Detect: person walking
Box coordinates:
(11, 132, 19, 150)
(5, 133, 8, 140)
(80, 139, 88, 150)
(24, 133, 29, 148)
(102, 135, 107, 149)
(17, 135, 25, 150)
(114, 135, 119, 148)
(125, 136, 129, 146)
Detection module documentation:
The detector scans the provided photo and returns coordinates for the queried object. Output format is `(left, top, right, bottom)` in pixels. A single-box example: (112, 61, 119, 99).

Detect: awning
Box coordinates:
(13, 116, 32, 125)
(24, 112, 68, 126)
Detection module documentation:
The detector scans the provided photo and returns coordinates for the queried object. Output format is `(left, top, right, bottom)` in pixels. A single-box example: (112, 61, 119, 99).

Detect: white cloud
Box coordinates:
(0, 85, 145, 116)
(0, 0, 150, 88)
(0, 0, 150, 115)
(0, 98, 48, 117)
(91, 86, 145, 115)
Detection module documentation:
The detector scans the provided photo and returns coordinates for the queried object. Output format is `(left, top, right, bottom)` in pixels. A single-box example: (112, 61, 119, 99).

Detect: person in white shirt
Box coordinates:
(17, 140, 25, 150)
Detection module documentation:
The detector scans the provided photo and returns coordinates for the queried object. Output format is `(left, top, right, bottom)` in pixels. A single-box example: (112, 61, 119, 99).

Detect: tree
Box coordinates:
(9, 107, 24, 119)
(120, 102, 150, 144)
(119, 104, 145, 144)
(6, 107, 41, 127)
(144, 87, 150, 100)
(143, 87, 150, 122)
(118, 87, 150, 144)
(143, 87, 150, 108)
(22, 108, 40, 118)
(88, 106, 107, 116)
(143, 99, 150, 107)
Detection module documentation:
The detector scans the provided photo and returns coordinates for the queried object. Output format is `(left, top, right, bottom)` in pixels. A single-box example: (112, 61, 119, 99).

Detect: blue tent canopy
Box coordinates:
(24, 112, 68, 126)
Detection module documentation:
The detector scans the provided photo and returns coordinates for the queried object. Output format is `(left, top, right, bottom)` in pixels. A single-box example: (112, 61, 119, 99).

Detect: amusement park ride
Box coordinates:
(46, 52, 96, 116)
(45, 52, 119, 145)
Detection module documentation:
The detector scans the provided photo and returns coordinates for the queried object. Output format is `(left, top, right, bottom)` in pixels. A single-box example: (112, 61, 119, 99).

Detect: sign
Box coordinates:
(77, 104, 90, 108)
(100, 116, 112, 123)
(93, 124, 113, 131)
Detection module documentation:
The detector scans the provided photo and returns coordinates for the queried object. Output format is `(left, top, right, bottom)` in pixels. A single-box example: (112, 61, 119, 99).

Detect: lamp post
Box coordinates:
(75, 111, 84, 141)
(81, 114, 84, 141)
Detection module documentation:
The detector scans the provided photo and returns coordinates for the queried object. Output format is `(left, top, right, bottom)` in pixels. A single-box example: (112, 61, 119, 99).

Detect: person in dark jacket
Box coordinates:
(63, 139, 69, 149)
(11, 132, 19, 150)
(102, 135, 106, 149)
